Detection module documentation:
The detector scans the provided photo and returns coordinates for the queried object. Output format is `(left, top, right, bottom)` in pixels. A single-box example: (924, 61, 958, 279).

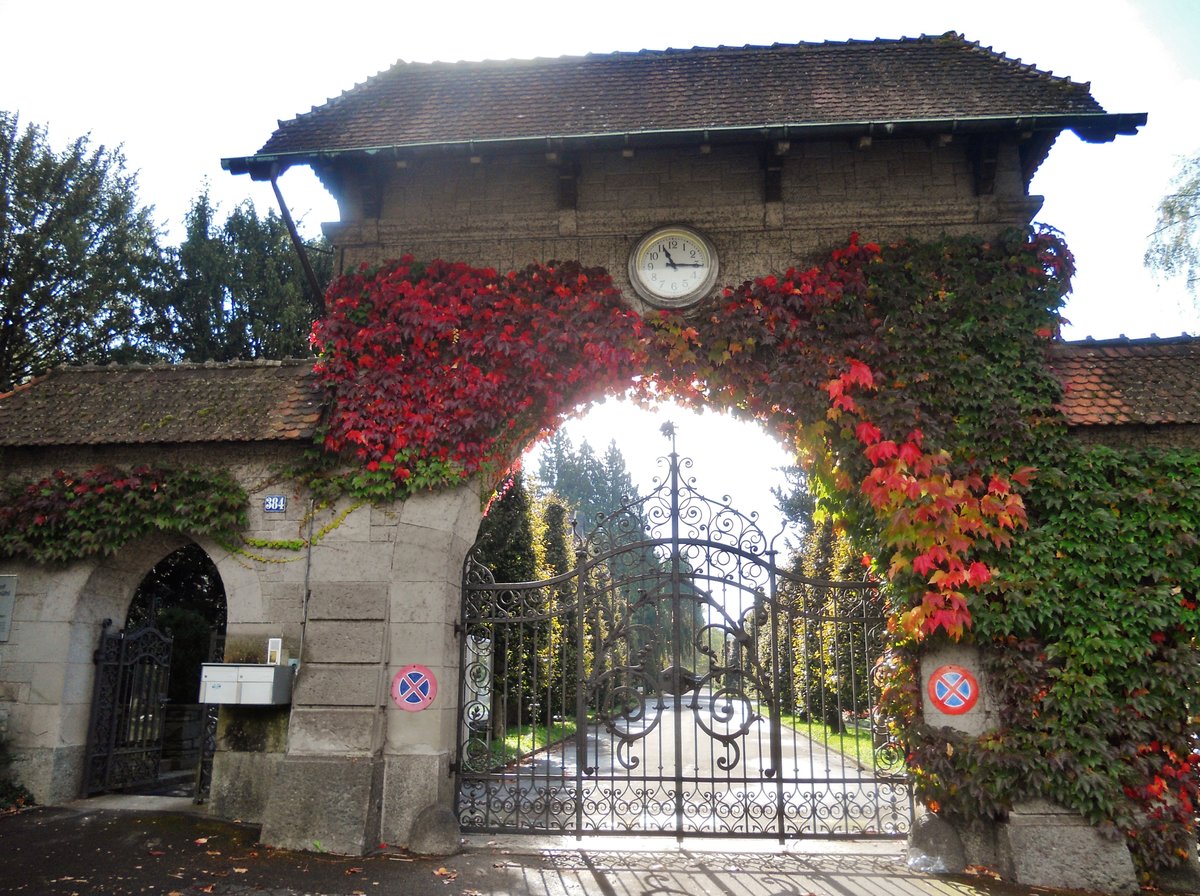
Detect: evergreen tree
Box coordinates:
(148, 190, 332, 362)
(539, 496, 573, 580)
(599, 440, 638, 517)
(539, 496, 579, 719)
(0, 112, 167, 389)
(567, 438, 604, 524)
(474, 473, 541, 730)
(772, 465, 816, 531)
(161, 192, 241, 362)
(535, 430, 574, 499)
(780, 514, 884, 731)
(475, 473, 537, 583)
(537, 434, 641, 527)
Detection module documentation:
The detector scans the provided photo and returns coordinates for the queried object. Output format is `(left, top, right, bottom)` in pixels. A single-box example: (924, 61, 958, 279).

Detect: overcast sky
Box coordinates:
(4, 0, 1199, 527)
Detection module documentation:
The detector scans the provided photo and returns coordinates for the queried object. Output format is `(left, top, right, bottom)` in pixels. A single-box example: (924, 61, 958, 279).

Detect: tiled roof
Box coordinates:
(1, 337, 1193, 449)
(0, 361, 324, 447)
(1050, 336, 1200, 427)
(228, 33, 1142, 169)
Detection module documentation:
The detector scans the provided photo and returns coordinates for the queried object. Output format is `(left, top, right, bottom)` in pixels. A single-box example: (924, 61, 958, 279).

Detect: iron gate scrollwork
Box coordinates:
(83, 617, 173, 795)
(456, 436, 912, 840)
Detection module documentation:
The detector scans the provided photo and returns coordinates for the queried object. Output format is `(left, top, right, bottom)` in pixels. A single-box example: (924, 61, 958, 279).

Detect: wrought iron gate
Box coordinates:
(194, 630, 225, 802)
(83, 618, 173, 795)
(456, 436, 912, 840)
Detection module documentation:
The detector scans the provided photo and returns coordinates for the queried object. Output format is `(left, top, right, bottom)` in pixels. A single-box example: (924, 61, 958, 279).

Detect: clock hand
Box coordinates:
(661, 248, 679, 269)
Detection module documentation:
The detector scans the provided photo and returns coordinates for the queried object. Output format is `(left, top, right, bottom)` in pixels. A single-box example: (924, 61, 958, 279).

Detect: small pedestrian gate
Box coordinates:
(456, 438, 912, 840)
(82, 618, 173, 795)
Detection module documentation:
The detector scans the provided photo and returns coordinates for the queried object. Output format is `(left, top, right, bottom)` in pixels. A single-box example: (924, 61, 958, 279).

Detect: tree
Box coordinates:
(779, 514, 883, 732)
(536, 434, 638, 527)
(149, 191, 331, 362)
(538, 496, 579, 718)
(1145, 151, 1200, 297)
(535, 430, 573, 500)
(771, 465, 816, 531)
(0, 112, 166, 390)
(474, 473, 541, 730)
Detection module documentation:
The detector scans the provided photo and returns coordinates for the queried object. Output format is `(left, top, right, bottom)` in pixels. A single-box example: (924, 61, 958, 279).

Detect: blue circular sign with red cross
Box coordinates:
(927, 664, 979, 715)
(391, 664, 438, 712)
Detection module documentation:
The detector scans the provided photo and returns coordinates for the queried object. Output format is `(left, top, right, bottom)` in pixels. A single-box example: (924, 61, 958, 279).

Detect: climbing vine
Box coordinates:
(314, 233, 1062, 641)
(0, 466, 247, 563)
(3, 225, 1190, 872)
(311, 257, 644, 499)
(640, 231, 1066, 639)
(903, 447, 1200, 872)
(311, 228, 1197, 872)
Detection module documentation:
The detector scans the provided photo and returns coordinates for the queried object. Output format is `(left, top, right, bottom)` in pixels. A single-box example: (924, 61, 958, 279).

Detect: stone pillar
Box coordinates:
(0, 561, 99, 804)
(912, 644, 1138, 895)
(259, 500, 390, 855)
(258, 484, 481, 856)
(206, 527, 294, 824)
(998, 800, 1137, 895)
(380, 484, 481, 852)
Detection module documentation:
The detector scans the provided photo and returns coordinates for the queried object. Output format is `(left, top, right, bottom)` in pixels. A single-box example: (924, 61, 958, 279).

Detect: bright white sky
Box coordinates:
(4, 0, 1199, 535)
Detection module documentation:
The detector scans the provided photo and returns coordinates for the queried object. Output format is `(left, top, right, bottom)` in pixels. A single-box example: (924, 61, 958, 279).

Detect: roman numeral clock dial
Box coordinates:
(628, 225, 719, 309)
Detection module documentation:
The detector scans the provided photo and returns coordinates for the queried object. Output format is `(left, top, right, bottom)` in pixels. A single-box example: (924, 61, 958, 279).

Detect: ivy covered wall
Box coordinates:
(1, 229, 1196, 875)
(306, 229, 1199, 874)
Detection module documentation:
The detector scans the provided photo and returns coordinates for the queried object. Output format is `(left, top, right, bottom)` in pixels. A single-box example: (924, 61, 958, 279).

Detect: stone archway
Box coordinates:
(75, 535, 239, 798)
(113, 543, 229, 796)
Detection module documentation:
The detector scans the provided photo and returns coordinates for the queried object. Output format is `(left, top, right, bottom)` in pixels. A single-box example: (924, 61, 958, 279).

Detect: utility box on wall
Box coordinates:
(200, 663, 293, 705)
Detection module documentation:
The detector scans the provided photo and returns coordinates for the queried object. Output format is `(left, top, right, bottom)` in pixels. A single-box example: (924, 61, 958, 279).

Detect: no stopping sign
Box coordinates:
(391, 664, 438, 711)
(927, 664, 979, 715)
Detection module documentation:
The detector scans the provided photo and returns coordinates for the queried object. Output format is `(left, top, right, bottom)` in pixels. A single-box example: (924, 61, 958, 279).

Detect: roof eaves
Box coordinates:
(223, 111, 1146, 178)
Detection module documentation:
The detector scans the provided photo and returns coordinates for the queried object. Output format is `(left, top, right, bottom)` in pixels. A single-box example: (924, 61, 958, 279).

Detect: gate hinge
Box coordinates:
(448, 760, 458, 776)
(453, 620, 463, 637)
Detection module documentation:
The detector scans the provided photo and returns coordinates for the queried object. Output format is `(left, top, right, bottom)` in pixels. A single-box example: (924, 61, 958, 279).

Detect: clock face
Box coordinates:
(628, 226, 719, 309)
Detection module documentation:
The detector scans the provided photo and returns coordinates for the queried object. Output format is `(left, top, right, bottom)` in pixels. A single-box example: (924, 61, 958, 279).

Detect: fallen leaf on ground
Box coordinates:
(965, 864, 1001, 879)
(434, 866, 460, 882)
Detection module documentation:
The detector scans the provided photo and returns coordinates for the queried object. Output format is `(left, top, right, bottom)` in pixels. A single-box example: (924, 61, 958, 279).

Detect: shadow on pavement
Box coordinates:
(0, 803, 1100, 896)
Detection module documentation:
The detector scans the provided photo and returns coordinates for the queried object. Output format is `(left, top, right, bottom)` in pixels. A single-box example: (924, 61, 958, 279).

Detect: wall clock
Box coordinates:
(627, 225, 719, 309)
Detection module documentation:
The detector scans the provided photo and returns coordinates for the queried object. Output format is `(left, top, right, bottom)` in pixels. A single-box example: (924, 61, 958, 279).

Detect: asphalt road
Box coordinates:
(0, 800, 1106, 896)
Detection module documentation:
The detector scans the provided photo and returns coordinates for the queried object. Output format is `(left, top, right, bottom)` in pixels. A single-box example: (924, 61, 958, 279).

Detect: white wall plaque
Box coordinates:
(0, 576, 15, 642)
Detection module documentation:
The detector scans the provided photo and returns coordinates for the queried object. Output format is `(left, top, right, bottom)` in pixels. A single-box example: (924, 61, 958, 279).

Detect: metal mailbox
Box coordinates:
(200, 663, 293, 705)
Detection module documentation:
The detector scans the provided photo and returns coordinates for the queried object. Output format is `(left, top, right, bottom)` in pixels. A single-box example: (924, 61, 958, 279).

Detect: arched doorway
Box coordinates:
(82, 543, 227, 797)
